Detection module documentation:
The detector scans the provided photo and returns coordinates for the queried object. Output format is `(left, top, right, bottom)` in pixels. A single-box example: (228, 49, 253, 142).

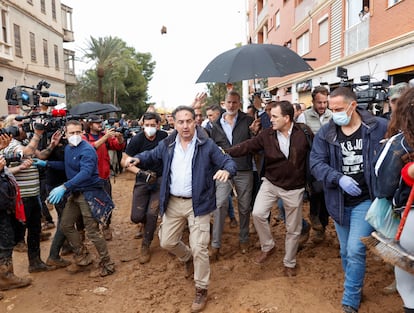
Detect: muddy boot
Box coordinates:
(139, 243, 151, 264)
(191, 287, 208, 313)
(0, 259, 32, 290)
(46, 257, 71, 269)
(28, 256, 56, 273)
(89, 259, 115, 278)
(73, 246, 93, 266)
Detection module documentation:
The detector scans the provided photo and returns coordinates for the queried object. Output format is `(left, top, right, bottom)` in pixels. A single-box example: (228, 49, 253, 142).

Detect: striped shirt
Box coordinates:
(3, 139, 40, 198)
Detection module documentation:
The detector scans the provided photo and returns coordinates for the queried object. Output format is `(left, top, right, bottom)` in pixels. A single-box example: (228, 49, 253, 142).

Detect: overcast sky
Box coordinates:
(63, 0, 247, 110)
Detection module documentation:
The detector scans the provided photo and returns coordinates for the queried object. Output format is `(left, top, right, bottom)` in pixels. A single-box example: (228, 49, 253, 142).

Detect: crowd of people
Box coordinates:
(1, 80, 414, 312)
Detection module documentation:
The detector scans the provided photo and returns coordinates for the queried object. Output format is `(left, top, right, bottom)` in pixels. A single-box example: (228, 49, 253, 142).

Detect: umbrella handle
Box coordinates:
(395, 183, 414, 241)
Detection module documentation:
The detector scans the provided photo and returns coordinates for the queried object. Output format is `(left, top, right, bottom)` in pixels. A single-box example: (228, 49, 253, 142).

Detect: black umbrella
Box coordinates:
(196, 43, 313, 84)
(69, 102, 121, 117)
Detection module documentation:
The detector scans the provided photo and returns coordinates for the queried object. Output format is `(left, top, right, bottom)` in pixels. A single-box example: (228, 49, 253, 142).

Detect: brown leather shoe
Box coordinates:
(253, 247, 275, 264)
(284, 266, 297, 277)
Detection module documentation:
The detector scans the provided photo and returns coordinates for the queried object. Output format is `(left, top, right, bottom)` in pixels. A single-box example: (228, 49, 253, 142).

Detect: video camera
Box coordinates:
(14, 109, 82, 138)
(106, 117, 138, 139)
(336, 66, 389, 114)
(5, 80, 65, 111)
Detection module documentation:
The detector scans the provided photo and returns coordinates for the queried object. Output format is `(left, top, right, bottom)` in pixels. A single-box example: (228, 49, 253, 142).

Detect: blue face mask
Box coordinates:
(332, 103, 352, 126)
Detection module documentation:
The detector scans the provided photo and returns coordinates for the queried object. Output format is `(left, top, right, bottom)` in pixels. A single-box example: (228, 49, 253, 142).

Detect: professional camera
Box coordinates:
(0, 126, 20, 137)
(5, 80, 65, 111)
(14, 109, 71, 138)
(337, 66, 389, 114)
(2, 151, 23, 166)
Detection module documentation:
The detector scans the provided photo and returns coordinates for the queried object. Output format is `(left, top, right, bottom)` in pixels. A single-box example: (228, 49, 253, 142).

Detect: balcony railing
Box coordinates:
(345, 20, 369, 56)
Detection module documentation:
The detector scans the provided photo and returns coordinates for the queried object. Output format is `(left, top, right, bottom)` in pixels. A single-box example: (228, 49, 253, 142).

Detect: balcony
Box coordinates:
(256, 2, 268, 31)
(63, 28, 74, 42)
(64, 48, 77, 85)
(345, 21, 369, 56)
(0, 42, 13, 62)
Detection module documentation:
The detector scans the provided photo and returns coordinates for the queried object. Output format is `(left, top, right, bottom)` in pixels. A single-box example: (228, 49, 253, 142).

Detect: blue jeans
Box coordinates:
(334, 199, 373, 310)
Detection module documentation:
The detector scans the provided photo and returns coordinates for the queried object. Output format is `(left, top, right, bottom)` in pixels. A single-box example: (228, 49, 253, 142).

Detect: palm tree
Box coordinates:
(82, 36, 134, 103)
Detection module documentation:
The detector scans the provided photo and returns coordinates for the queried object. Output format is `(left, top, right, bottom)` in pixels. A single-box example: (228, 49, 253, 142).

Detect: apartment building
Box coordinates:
(248, 0, 414, 106)
(0, 0, 76, 116)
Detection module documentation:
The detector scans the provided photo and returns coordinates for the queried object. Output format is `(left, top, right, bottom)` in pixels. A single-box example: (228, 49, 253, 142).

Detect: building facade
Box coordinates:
(247, 0, 414, 107)
(0, 0, 76, 116)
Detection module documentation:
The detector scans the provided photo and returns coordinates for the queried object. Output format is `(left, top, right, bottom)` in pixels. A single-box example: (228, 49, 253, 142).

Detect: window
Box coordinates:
(1, 9, 7, 43)
(30, 32, 36, 62)
(43, 39, 48, 66)
(318, 17, 328, 45)
(13, 24, 22, 57)
(54, 44, 59, 70)
(297, 31, 310, 56)
(41, 0, 46, 14)
(388, 0, 402, 6)
(51, 0, 56, 20)
(275, 10, 280, 28)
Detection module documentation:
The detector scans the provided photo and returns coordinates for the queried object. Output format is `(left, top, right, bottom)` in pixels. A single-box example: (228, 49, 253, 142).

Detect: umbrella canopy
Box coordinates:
(196, 43, 313, 84)
(69, 102, 121, 117)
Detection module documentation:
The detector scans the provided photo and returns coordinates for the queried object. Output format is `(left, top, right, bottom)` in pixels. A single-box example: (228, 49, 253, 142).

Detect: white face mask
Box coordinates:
(144, 126, 157, 137)
(68, 134, 82, 146)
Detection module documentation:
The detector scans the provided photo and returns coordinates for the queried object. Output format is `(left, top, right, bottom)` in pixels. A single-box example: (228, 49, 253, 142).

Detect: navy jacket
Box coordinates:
(136, 126, 237, 217)
(63, 140, 101, 191)
(309, 109, 388, 225)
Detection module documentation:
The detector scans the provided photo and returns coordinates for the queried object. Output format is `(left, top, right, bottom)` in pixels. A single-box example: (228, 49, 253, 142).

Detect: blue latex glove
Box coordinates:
(32, 158, 47, 167)
(47, 185, 66, 204)
(339, 175, 362, 196)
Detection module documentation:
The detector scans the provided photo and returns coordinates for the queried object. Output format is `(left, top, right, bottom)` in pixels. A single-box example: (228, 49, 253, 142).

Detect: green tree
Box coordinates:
(205, 81, 242, 106)
(67, 36, 155, 119)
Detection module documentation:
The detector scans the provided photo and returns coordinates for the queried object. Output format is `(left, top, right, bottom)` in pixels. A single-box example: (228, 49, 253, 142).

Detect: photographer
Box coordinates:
(83, 115, 125, 240)
(2, 114, 61, 273)
(0, 134, 32, 300)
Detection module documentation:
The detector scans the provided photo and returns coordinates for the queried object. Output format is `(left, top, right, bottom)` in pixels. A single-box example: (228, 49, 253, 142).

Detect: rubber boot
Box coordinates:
(0, 259, 32, 291)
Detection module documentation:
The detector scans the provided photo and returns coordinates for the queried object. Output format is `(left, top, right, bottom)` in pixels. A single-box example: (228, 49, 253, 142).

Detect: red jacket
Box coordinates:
(83, 133, 126, 179)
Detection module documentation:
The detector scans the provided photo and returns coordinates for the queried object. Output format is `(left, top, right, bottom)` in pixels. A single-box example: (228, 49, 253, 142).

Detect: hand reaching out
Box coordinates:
(191, 92, 207, 109)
